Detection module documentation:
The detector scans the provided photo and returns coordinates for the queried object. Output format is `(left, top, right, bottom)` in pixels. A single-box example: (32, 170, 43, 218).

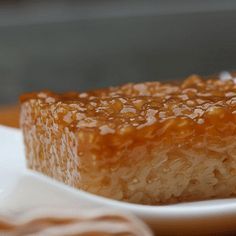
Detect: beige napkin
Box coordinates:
(0, 208, 153, 236)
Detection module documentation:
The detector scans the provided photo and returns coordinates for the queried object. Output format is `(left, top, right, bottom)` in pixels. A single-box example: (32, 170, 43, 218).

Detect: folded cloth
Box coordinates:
(0, 208, 153, 236)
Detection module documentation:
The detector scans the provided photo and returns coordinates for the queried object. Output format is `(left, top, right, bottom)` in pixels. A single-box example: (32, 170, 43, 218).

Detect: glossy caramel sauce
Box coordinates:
(20, 74, 236, 134)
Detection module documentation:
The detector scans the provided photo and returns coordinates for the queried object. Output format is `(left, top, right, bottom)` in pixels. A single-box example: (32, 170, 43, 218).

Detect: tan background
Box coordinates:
(0, 106, 19, 128)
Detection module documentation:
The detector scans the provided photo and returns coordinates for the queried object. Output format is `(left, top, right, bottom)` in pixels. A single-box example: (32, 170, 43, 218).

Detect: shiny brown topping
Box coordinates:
(20, 74, 236, 135)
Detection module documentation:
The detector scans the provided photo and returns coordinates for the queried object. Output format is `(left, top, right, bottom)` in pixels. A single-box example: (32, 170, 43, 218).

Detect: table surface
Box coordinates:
(0, 105, 19, 128)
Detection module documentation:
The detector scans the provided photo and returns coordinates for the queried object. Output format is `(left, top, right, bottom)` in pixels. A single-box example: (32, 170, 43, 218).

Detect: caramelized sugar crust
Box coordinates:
(20, 75, 236, 132)
(20, 74, 236, 204)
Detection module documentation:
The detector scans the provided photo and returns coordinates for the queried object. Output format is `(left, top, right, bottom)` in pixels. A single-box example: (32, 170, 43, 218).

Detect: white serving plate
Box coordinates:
(1, 126, 236, 235)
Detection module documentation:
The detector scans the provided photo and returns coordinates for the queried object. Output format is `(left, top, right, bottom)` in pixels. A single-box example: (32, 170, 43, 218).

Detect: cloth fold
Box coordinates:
(0, 208, 153, 236)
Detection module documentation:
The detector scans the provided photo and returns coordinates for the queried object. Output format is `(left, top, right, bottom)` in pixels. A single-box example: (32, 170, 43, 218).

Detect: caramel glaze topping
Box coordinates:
(20, 74, 236, 141)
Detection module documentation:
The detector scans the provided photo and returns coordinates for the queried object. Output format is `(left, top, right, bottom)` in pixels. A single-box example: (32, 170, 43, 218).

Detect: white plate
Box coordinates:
(1, 126, 236, 235)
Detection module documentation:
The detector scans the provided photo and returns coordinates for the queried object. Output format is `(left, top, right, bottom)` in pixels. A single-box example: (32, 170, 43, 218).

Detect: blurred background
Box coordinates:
(0, 0, 236, 106)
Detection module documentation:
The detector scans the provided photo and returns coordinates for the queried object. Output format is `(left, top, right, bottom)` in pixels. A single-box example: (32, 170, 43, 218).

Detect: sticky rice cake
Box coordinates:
(20, 74, 236, 204)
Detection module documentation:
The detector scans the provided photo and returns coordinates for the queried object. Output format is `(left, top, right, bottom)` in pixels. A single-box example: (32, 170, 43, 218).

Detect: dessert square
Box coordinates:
(20, 74, 236, 204)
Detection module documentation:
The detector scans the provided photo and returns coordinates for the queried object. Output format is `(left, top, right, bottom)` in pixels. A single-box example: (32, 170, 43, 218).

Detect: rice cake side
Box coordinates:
(20, 74, 236, 204)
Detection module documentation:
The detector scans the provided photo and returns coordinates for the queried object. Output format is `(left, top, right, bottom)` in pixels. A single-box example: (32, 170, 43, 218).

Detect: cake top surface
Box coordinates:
(20, 73, 236, 134)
